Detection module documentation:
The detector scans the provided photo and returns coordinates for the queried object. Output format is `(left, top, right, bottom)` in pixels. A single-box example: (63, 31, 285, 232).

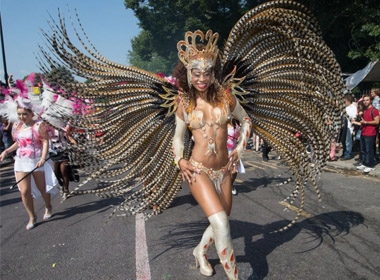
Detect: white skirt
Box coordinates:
(14, 157, 59, 198)
(14, 156, 44, 172)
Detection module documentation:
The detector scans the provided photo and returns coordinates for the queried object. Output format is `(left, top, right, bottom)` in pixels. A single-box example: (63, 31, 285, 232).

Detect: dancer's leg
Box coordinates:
(208, 211, 238, 280)
(16, 172, 36, 230)
(33, 171, 52, 219)
(189, 172, 237, 279)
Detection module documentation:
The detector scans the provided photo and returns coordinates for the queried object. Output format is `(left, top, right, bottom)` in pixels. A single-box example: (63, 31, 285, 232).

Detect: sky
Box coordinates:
(0, 0, 140, 82)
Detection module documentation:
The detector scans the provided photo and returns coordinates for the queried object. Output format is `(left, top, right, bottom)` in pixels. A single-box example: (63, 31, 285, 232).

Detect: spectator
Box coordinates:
(250, 132, 261, 152)
(1, 118, 14, 159)
(49, 124, 77, 200)
(262, 140, 272, 161)
(352, 93, 379, 173)
(352, 101, 365, 165)
(340, 95, 357, 160)
(371, 88, 380, 111)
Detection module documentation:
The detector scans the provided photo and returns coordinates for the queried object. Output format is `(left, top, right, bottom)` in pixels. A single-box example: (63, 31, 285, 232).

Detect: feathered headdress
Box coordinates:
(177, 30, 219, 86)
(0, 77, 38, 123)
(0, 73, 76, 129)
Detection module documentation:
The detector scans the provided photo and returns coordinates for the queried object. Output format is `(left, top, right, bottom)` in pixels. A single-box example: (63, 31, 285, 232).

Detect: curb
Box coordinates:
(325, 161, 380, 178)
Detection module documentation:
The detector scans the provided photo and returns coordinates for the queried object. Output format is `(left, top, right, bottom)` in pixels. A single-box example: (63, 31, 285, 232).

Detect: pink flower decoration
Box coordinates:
(157, 72, 165, 78)
(19, 149, 33, 157)
(19, 138, 32, 147)
(15, 80, 28, 97)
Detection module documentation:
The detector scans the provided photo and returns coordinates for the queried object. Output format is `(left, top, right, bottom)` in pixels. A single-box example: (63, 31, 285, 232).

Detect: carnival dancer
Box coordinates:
(172, 38, 251, 279)
(0, 96, 58, 230)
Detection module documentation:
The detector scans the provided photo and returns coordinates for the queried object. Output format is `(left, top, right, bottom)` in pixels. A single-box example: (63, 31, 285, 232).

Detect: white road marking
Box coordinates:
(135, 213, 152, 280)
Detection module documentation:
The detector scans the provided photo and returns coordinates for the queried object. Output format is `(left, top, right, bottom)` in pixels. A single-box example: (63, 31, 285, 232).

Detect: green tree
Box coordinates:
(125, 0, 259, 74)
(300, 0, 380, 72)
(347, 7, 380, 62)
(125, 0, 380, 74)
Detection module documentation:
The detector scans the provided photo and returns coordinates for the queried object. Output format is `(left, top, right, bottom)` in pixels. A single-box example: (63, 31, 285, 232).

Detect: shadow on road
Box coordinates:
(51, 196, 125, 222)
(0, 166, 21, 206)
(235, 175, 292, 194)
(158, 210, 364, 280)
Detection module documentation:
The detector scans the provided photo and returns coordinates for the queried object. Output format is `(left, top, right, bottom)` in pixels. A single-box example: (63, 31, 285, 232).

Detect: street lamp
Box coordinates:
(0, 11, 9, 88)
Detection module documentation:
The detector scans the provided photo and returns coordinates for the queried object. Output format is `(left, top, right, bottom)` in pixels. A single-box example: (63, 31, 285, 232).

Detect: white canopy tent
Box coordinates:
(345, 59, 380, 90)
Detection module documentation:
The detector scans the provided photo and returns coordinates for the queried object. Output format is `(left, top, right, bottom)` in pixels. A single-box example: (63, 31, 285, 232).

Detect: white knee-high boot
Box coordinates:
(193, 225, 214, 276)
(208, 211, 238, 280)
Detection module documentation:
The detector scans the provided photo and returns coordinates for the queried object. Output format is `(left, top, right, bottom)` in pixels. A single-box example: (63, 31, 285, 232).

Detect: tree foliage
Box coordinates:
(125, 0, 258, 74)
(299, 0, 380, 71)
(345, 3, 380, 62)
(125, 0, 380, 74)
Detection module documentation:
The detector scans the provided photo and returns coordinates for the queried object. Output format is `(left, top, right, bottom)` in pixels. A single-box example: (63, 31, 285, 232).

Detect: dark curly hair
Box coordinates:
(172, 44, 222, 109)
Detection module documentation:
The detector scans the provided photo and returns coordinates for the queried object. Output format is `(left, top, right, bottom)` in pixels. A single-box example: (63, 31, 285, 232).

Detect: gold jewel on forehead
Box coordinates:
(177, 30, 219, 86)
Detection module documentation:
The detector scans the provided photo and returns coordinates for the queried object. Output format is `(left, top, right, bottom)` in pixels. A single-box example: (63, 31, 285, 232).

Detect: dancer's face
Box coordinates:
(191, 69, 212, 93)
(17, 108, 33, 124)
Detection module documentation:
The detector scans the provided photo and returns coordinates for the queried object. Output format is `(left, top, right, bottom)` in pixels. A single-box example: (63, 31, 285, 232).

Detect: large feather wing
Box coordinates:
(38, 10, 191, 218)
(221, 0, 345, 229)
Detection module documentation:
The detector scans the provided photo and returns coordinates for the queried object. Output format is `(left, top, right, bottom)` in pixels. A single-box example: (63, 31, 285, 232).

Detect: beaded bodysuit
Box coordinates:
(183, 100, 231, 193)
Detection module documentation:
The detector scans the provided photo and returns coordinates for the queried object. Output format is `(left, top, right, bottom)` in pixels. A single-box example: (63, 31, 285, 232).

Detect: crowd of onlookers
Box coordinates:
(343, 88, 379, 173)
(246, 88, 380, 174)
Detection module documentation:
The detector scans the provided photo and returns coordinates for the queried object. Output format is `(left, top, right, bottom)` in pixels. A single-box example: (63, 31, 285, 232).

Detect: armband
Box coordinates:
(172, 114, 187, 168)
(231, 99, 252, 160)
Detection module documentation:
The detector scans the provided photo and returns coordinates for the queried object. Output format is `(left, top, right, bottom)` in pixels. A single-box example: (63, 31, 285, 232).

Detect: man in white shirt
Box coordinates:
(341, 95, 357, 160)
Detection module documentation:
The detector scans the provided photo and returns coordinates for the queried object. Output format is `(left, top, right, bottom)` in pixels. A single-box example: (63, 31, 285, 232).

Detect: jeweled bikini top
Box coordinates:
(184, 105, 230, 130)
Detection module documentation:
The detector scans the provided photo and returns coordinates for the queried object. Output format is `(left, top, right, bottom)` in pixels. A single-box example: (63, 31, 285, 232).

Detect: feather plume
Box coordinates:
(38, 2, 345, 230)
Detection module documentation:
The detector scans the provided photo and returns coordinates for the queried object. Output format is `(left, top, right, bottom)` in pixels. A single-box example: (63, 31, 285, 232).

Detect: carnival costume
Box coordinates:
(0, 74, 76, 198)
(12, 120, 59, 198)
(37, 1, 345, 279)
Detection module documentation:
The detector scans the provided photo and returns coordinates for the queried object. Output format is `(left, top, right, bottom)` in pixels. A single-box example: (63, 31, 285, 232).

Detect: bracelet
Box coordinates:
(174, 158, 183, 169)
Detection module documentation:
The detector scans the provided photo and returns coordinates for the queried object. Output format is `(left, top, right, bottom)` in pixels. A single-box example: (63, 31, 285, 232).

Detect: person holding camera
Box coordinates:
(352, 94, 379, 173)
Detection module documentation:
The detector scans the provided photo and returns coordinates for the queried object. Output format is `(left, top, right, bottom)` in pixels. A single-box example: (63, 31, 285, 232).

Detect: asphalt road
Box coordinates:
(1, 151, 379, 280)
